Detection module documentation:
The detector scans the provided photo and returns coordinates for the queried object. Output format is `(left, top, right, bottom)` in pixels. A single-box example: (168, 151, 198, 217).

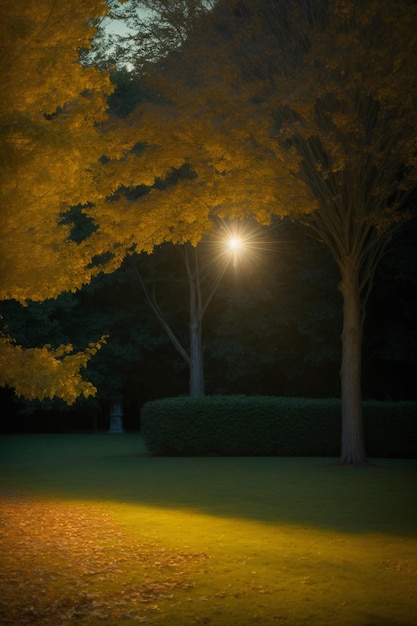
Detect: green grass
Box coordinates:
(1, 433, 416, 625)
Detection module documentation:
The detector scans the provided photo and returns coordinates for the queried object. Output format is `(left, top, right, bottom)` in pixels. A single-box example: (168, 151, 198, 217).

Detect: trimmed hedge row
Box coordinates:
(140, 395, 417, 457)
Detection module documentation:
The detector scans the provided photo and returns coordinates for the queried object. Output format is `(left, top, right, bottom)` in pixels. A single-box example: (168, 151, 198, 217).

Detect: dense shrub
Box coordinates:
(141, 396, 417, 457)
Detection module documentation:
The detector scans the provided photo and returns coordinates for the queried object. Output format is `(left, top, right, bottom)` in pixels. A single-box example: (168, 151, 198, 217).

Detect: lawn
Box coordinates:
(0, 433, 416, 625)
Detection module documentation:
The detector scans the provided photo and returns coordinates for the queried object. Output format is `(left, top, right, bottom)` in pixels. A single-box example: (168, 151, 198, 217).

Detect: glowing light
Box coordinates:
(228, 236, 242, 251)
(200, 217, 272, 279)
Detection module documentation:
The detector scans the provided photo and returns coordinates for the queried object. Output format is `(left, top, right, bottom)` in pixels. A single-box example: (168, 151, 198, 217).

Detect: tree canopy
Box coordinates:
(0, 0, 122, 402)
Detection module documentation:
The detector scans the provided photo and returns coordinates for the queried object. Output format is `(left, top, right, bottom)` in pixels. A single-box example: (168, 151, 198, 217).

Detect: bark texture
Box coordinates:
(339, 261, 367, 464)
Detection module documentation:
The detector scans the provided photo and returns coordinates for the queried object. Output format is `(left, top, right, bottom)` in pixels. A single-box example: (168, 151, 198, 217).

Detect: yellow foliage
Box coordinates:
(0, 1, 117, 402)
(0, 0, 122, 306)
(0, 335, 107, 404)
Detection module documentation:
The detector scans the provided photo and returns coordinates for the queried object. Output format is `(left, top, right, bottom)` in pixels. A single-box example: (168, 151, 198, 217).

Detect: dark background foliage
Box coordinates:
(1, 213, 416, 433)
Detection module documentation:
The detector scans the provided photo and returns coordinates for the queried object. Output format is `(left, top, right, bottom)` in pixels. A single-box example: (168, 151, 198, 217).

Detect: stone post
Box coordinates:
(108, 402, 124, 433)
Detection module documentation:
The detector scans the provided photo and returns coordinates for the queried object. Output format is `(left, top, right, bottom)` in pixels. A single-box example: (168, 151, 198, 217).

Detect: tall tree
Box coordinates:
(132, 223, 245, 397)
(0, 0, 123, 403)
(133, 245, 210, 397)
(103, 0, 417, 463)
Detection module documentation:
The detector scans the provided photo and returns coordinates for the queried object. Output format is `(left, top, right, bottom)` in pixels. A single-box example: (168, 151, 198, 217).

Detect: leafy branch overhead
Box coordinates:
(0, 336, 106, 404)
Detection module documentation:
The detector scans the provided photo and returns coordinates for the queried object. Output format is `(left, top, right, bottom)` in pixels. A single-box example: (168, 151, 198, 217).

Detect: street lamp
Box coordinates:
(209, 216, 268, 272)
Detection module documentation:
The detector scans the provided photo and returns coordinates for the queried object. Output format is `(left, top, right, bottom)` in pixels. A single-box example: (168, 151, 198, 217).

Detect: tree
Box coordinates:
(106, 0, 417, 463)
(133, 244, 211, 397)
(132, 224, 245, 397)
(0, 0, 241, 409)
(0, 0, 123, 403)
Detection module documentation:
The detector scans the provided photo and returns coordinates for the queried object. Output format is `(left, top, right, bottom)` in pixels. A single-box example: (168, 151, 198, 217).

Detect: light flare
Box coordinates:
(193, 217, 274, 285)
(228, 236, 242, 251)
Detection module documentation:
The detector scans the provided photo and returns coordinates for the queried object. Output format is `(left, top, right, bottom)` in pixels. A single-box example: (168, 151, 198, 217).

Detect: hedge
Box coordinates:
(140, 395, 417, 457)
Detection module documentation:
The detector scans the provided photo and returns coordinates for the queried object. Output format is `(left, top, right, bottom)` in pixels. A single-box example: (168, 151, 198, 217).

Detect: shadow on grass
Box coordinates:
(1, 433, 416, 537)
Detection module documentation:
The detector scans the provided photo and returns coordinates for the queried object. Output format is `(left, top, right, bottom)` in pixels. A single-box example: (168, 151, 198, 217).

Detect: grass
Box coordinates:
(0, 433, 416, 625)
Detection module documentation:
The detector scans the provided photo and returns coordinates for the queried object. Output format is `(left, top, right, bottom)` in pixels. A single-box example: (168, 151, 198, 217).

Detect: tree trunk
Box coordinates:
(189, 320, 205, 396)
(339, 260, 367, 464)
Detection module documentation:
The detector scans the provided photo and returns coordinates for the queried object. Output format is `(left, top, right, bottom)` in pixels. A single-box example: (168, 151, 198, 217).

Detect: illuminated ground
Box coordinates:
(0, 433, 416, 625)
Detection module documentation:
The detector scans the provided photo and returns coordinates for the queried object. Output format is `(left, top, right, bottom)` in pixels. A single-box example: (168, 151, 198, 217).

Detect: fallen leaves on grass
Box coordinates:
(0, 494, 209, 625)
